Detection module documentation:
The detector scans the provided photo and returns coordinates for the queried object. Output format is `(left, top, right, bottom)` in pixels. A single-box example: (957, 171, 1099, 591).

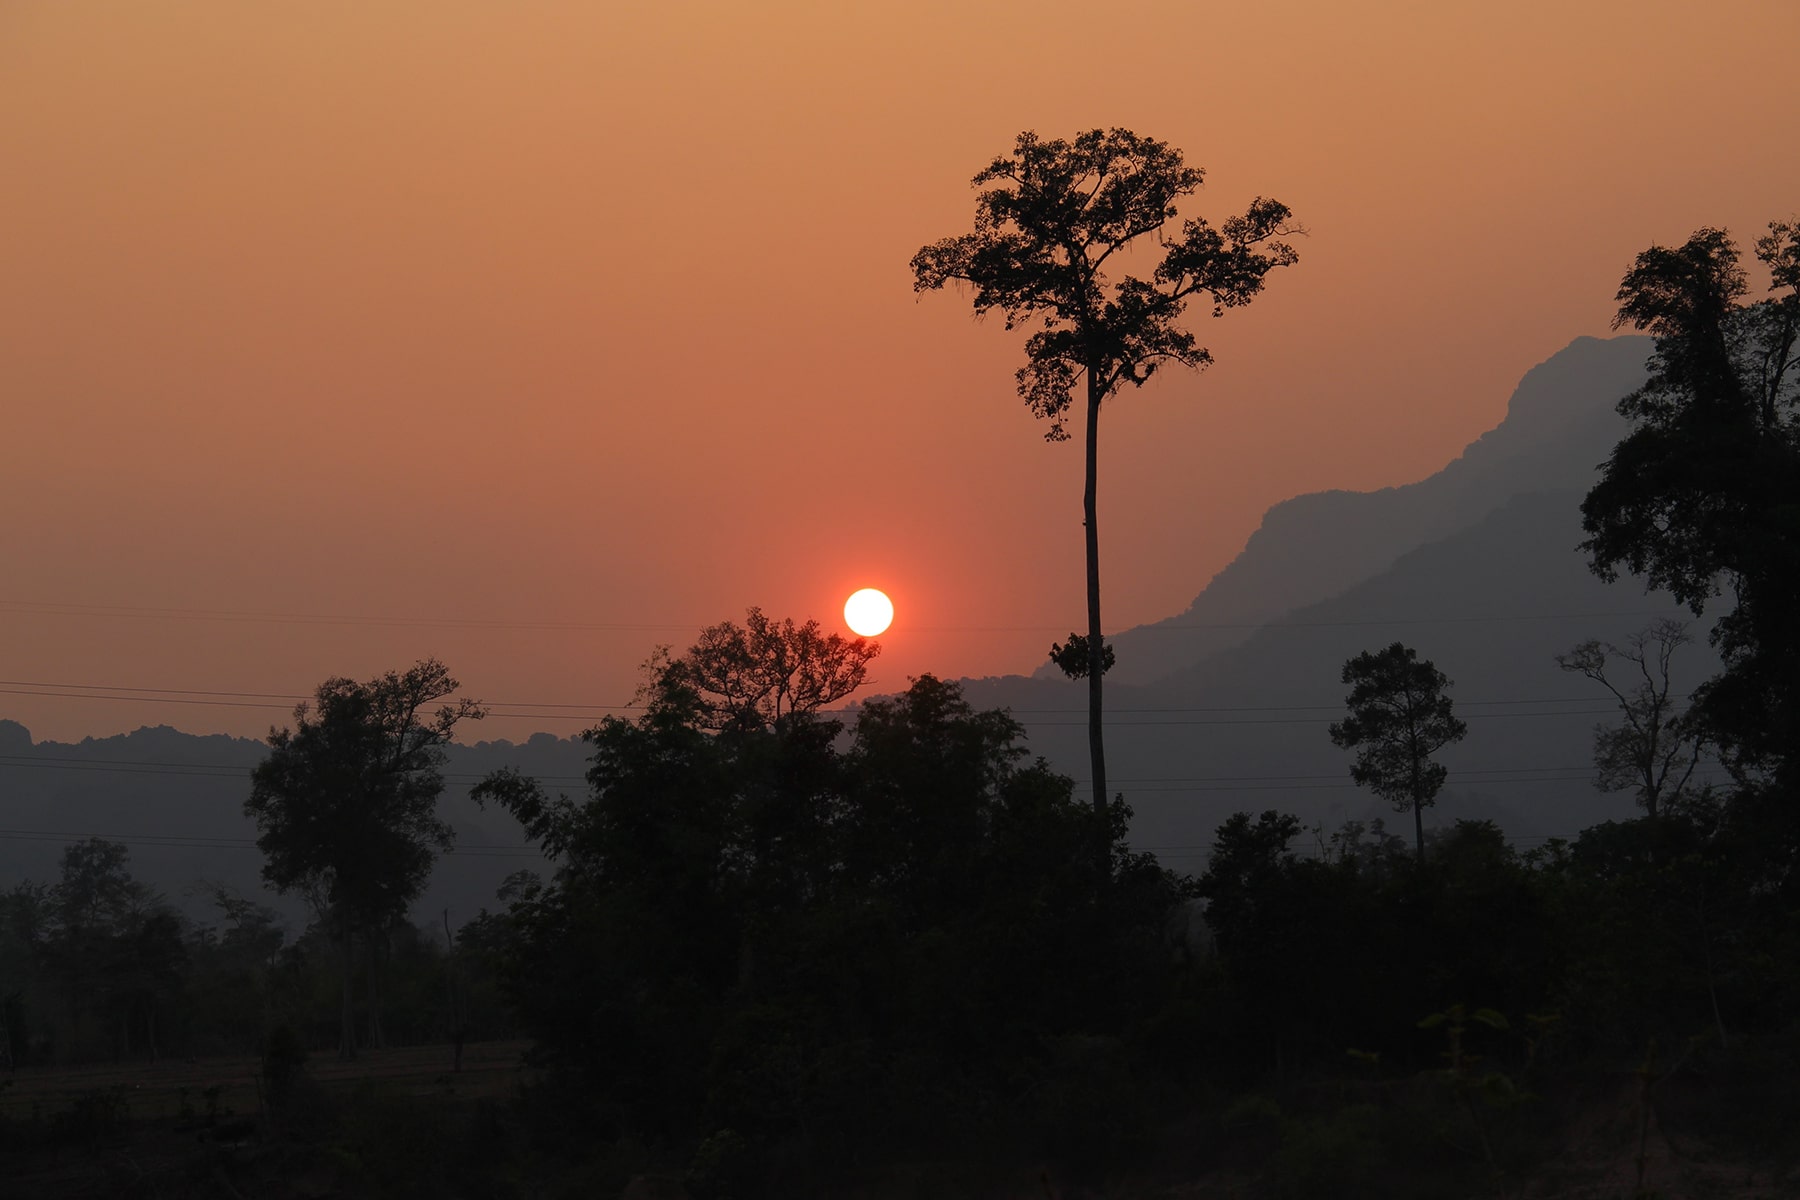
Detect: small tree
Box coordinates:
(1557, 619, 1706, 821)
(1329, 643, 1468, 862)
(246, 658, 482, 1058)
(913, 128, 1299, 812)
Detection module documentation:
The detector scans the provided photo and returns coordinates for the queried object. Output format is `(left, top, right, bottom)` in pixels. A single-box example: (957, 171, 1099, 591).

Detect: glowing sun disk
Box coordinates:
(844, 588, 894, 637)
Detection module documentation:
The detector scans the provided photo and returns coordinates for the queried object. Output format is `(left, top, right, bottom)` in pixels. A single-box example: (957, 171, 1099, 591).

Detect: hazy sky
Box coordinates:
(3, 1, 1796, 744)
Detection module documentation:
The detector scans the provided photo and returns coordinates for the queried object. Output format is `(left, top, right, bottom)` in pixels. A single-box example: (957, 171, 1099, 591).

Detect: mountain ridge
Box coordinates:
(1049, 334, 1652, 686)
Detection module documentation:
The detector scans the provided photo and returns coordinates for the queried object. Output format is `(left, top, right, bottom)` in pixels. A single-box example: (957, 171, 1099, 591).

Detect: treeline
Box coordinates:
(457, 658, 1800, 1194)
(0, 849, 520, 1067)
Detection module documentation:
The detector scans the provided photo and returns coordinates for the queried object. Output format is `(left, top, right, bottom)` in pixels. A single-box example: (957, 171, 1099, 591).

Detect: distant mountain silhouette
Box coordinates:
(1046, 335, 1656, 685)
(967, 487, 1718, 870)
(0, 725, 587, 930)
(0, 335, 1706, 908)
(968, 334, 1725, 864)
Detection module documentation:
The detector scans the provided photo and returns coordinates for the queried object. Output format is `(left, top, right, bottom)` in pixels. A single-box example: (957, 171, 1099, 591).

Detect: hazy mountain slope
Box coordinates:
(0, 725, 590, 930)
(968, 488, 1718, 873)
(1064, 335, 1652, 686)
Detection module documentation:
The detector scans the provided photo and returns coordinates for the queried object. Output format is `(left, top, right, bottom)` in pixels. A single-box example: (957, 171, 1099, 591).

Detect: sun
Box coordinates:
(843, 588, 894, 637)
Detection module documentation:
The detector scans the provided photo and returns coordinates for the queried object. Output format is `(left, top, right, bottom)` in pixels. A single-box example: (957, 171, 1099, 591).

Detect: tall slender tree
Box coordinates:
(913, 128, 1299, 811)
(246, 659, 482, 1057)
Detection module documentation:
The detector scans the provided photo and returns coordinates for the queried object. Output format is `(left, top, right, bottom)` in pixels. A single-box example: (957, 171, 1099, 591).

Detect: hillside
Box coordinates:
(0, 725, 587, 928)
(1059, 334, 1654, 686)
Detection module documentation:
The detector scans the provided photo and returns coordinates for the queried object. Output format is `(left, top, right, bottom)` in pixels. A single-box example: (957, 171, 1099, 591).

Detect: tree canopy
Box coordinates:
(647, 606, 880, 733)
(1581, 221, 1799, 786)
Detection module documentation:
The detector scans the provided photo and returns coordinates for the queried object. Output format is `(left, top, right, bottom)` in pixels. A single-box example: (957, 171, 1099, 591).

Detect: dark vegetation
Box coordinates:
(0, 155, 1795, 1196)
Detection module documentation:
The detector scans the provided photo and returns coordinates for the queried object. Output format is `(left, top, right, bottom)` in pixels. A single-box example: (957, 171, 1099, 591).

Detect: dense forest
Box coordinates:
(2, 202, 1796, 1195)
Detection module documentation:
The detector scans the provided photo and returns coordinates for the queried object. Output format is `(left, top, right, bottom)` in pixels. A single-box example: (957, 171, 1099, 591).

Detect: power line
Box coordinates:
(0, 828, 547, 857)
(0, 597, 1686, 636)
(0, 679, 617, 709)
(1004, 708, 1623, 727)
(0, 753, 589, 787)
(0, 600, 706, 634)
(0, 752, 1630, 786)
(0, 676, 1668, 719)
(0, 825, 1633, 868)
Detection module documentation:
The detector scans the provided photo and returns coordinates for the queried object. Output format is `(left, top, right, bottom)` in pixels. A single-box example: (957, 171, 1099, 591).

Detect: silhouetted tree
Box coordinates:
(184, 885, 288, 1055)
(1557, 619, 1706, 821)
(23, 840, 185, 1063)
(108, 908, 186, 1062)
(1581, 221, 1799, 785)
(913, 128, 1299, 812)
(245, 658, 482, 1057)
(1197, 811, 1303, 952)
(648, 606, 880, 733)
(1329, 643, 1468, 862)
(0, 883, 50, 1067)
(43, 839, 149, 1056)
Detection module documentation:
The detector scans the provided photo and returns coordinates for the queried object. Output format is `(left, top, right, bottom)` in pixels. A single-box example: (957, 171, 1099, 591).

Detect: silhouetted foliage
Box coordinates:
(182, 884, 289, 1057)
(0, 841, 189, 1066)
(647, 606, 881, 733)
(1582, 221, 1800, 786)
(1329, 644, 1469, 862)
(1048, 631, 1113, 680)
(1557, 619, 1707, 820)
(245, 658, 483, 1057)
(474, 624, 1187, 1187)
(913, 128, 1300, 811)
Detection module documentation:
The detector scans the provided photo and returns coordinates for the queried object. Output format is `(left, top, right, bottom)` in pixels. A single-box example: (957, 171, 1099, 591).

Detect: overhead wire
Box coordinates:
(0, 676, 1677, 721)
(0, 824, 1643, 866)
(0, 597, 1687, 636)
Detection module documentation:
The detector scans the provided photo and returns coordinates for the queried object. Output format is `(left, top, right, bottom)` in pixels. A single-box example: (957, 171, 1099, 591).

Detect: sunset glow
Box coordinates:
(0, 1, 1795, 741)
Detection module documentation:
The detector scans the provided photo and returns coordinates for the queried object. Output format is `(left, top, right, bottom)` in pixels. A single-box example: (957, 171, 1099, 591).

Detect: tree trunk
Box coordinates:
(1084, 374, 1107, 817)
(442, 909, 463, 1073)
(338, 927, 357, 1060)
(366, 928, 386, 1050)
(1411, 761, 1426, 864)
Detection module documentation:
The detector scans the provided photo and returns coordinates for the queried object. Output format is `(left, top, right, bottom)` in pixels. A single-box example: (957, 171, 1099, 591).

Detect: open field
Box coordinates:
(0, 1041, 538, 1199)
(0, 1039, 533, 1123)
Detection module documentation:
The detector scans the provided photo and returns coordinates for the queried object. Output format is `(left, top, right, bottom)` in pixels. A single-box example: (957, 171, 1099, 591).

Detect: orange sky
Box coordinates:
(3, 0, 1796, 743)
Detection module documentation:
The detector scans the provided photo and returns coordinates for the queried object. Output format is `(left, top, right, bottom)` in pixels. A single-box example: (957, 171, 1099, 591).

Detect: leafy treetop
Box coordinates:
(911, 127, 1299, 441)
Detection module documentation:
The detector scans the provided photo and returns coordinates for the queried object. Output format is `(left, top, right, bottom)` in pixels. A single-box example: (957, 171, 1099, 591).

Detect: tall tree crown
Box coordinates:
(910, 127, 1298, 440)
(1582, 220, 1799, 778)
(1329, 643, 1468, 859)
